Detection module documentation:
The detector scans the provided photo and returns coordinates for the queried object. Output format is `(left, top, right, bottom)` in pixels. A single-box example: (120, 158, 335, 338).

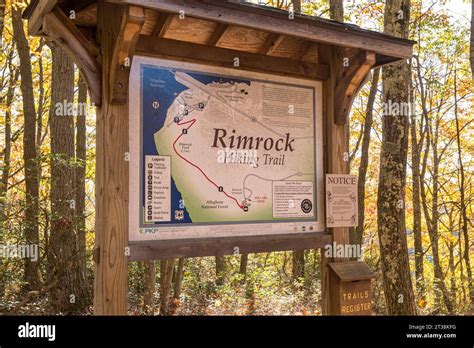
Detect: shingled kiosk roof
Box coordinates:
(23, 0, 415, 118)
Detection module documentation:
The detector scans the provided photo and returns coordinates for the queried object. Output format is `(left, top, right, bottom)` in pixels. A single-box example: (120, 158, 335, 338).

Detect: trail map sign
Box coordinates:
(129, 57, 324, 241)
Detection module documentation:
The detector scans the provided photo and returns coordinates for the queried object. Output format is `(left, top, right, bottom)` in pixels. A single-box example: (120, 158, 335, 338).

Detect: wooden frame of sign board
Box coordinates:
(24, 0, 415, 315)
(128, 55, 328, 260)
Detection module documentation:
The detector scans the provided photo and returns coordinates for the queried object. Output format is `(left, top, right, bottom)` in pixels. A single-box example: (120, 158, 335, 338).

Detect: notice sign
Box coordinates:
(326, 174, 358, 228)
(129, 56, 324, 241)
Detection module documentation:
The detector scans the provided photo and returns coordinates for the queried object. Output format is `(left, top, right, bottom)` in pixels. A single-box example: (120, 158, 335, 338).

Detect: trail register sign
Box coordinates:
(129, 57, 324, 241)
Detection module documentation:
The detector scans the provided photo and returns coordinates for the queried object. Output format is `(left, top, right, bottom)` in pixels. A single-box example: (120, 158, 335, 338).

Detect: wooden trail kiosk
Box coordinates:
(24, 0, 414, 315)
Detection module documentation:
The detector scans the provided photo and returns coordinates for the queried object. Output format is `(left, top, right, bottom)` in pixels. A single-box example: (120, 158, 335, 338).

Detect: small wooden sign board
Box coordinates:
(326, 174, 358, 227)
(328, 261, 375, 315)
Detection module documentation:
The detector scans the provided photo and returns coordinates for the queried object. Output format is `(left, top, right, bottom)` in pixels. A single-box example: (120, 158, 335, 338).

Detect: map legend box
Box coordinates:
(144, 155, 171, 222)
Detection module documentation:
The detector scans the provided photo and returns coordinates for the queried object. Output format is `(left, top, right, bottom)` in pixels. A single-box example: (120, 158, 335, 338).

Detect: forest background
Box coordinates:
(0, 0, 473, 315)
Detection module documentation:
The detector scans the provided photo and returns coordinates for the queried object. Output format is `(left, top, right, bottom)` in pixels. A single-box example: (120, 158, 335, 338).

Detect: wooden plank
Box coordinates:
(42, 7, 101, 105)
(216, 25, 271, 54)
(28, 0, 57, 35)
(94, 1, 129, 315)
(329, 261, 375, 281)
(260, 33, 284, 55)
(136, 36, 329, 81)
(162, 15, 217, 44)
(207, 22, 229, 46)
(109, 5, 145, 104)
(106, 0, 414, 59)
(271, 36, 316, 63)
(300, 41, 317, 61)
(129, 233, 332, 260)
(151, 12, 174, 38)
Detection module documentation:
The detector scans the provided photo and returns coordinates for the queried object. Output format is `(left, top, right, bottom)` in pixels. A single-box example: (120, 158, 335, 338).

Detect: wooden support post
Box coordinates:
(319, 44, 350, 315)
(319, 45, 375, 315)
(94, 0, 129, 315)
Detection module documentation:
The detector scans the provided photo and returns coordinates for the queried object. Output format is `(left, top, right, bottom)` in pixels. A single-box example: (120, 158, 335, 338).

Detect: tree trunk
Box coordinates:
(292, 0, 301, 13)
(454, 67, 474, 308)
(470, 0, 473, 79)
(160, 259, 174, 315)
(75, 74, 88, 289)
(215, 256, 226, 286)
(173, 258, 185, 300)
(239, 254, 248, 276)
(410, 99, 424, 298)
(352, 68, 379, 247)
(143, 261, 156, 314)
(429, 121, 453, 313)
(292, 250, 305, 280)
(11, 6, 40, 291)
(0, 0, 5, 46)
(329, 0, 344, 22)
(48, 43, 88, 313)
(0, 63, 17, 299)
(377, 0, 416, 315)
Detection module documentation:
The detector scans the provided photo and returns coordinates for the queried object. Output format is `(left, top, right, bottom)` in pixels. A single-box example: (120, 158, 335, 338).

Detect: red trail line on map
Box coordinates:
(172, 118, 244, 210)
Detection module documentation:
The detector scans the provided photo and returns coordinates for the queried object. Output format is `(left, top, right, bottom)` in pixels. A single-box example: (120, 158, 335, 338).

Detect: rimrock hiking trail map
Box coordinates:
(129, 57, 325, 241)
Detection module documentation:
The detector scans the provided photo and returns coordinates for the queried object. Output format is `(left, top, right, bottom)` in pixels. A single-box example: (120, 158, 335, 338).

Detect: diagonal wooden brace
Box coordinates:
(109, 5, 145, 104)
(334, 50, 376, 124)
(43, 7, 102, 106)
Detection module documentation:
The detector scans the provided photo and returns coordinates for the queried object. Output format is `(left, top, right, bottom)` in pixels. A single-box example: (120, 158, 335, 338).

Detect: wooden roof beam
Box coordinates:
(109, 5, 145, 104)
(334, 50, 376, 124)
(260, 33, 285, 56)
(207, 23, 230, 46)
(151, 12, 174, 38)
(300, 41, 318, 61)
(136, 36, 329, 81)
(42, 7, 102, 105)
(107, 0, 414, 59)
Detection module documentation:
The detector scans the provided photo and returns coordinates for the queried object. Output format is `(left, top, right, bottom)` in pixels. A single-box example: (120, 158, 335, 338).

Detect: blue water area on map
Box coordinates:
(141, 65, 250, 225)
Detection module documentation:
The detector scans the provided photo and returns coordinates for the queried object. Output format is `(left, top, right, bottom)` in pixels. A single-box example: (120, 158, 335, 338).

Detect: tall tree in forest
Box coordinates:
(377, 0, 416, 315)
(215, 255, 226, 286)
(48, 43, 88, 313)
(329, 0, 343, 21)
(0, 0, 5, 45)
(11, 4, 40, 291)
(143, 261, 156, 314)
(0, 57, 18, 299)
(419, 98, 454, 313)
(352, 68, 380, 247)
(470, 0, 473, 79)
(453, 66, 473, 308)
(75, 74, 88, 287)
(410, 59, 424, 298)
(160, 259, 174, 315)
(0, 53, 17, 236)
